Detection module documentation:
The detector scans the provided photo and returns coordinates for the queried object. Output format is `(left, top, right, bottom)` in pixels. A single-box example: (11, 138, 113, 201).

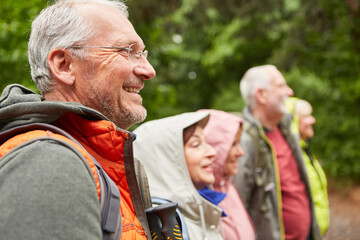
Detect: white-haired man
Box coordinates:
(233, 65, 322, 240)
(0, 0, 156, 239)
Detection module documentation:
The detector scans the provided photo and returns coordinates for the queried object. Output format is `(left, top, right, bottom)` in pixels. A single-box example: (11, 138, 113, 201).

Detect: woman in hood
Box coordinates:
(200, 109, 256, 240)
(133, 111, 225, 240)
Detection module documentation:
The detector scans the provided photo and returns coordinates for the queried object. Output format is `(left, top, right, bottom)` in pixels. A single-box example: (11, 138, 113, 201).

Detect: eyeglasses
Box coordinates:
(68, 43, 148, 64)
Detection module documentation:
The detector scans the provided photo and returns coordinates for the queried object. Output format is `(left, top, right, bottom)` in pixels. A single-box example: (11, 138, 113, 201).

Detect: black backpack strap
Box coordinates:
(0, 123, 121, 240)
(134, 157, 152, 210)
(97, 161, 121, 240)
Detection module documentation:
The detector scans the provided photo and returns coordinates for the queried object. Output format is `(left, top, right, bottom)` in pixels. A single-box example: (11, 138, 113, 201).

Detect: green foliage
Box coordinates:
(212, 81, 245, 112)
(0, 0, 46, 92)
(1, 0, 359, 182)
(285, 69, 360, 182)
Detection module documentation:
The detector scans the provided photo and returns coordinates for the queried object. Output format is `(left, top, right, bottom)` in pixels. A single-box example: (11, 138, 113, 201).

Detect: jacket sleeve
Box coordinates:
(233, 131, 256, 210)
(0, 140, 102, 240)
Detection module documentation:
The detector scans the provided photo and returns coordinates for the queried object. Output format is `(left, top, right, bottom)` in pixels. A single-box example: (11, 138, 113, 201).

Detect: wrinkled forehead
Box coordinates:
(75, 3, 144, 47)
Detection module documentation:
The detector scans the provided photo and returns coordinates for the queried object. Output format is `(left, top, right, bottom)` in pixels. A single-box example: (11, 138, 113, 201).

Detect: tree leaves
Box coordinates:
(1, 0, 359, 181)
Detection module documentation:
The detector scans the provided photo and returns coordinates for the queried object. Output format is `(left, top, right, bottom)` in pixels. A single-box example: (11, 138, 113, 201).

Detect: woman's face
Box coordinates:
(184, 125, 216, 190)
(224, 127, 244, 177)
(299, 114, 316, 140)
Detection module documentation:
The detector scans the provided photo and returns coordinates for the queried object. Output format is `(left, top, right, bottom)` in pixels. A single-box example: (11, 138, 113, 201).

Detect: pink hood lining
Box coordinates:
(199, 109, 243, 191)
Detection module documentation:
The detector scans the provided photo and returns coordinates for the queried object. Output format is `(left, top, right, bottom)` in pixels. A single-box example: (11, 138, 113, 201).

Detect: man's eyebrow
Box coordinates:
(112, 40, 132, 47)
(112, 40, 145, 49)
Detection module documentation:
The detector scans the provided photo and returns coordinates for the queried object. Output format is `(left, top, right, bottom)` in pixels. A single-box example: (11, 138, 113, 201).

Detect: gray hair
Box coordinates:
(28, 0, 128, 94)
(294, 99, 313, 116)
(239, 65, 277, 109)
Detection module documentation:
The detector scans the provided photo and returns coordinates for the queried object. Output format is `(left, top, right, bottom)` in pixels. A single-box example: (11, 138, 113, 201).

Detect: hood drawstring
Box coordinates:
(197, 201, 209, 240)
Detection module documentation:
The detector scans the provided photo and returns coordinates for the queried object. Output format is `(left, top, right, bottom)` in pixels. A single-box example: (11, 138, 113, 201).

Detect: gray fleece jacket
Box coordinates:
(0, 84, 150, 240)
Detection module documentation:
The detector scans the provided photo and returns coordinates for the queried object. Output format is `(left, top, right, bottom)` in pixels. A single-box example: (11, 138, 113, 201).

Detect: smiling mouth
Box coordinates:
(202, 165, 213, 173)
(124, 87, 141, 94)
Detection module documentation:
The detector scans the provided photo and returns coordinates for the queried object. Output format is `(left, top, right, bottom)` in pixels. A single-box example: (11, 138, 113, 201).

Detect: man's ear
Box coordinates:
(255, 88, 267, 105)
(48, 48, 75, 86)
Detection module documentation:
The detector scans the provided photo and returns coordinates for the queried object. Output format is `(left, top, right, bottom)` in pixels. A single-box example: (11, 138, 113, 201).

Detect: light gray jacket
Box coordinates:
(133, 112, 224, 240)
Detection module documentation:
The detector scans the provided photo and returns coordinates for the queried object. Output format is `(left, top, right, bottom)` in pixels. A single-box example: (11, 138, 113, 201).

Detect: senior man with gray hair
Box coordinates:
(0, 0, 156, 239)
(233, 65, 322, 240)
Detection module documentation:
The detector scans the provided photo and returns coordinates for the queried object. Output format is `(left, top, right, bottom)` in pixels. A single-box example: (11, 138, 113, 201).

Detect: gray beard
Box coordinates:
(115, 106, 147, 130)
(85, 84, 146, 130)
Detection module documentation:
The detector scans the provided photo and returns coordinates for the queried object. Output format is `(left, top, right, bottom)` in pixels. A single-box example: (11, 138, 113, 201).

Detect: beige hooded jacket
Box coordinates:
(133, 111, 224, 240)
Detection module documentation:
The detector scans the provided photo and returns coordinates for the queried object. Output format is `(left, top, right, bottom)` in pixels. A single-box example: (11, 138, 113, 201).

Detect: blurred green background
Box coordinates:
(1, 0, 359, 183)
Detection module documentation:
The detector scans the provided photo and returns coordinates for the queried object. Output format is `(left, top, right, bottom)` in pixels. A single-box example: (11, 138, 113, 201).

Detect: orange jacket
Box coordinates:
(54, 113, 148, 240)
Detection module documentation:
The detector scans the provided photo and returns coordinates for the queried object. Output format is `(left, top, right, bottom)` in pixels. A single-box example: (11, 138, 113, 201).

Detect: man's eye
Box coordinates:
(117, 48, 128, 53)
(128, 46, 136, 53)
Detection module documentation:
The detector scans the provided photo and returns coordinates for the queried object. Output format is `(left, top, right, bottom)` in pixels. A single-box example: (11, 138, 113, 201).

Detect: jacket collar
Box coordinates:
(242, 106, 292, 133)
(53, 112, 131, 162)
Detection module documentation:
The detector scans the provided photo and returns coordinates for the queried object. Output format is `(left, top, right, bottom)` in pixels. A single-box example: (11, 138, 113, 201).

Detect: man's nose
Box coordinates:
(286, 85, 294, 97)
(133, 58, 156, 80)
